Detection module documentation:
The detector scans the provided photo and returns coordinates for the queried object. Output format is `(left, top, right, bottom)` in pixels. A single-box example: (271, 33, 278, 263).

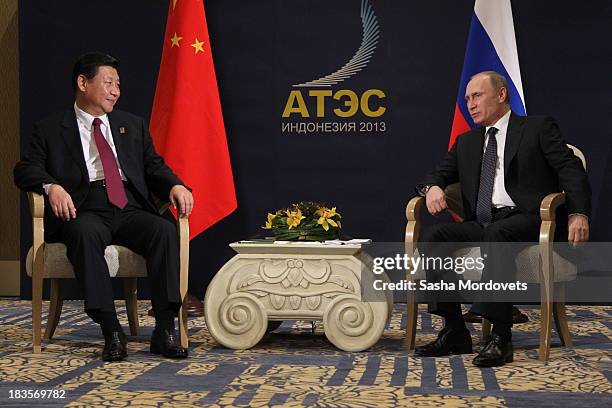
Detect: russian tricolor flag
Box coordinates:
(449, 0, 526, 148)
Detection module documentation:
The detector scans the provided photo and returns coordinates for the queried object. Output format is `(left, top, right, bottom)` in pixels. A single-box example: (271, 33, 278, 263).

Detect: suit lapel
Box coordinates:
(466, 126, 486, 185)
(61, 110, 88, 179)
(503, 113, 525, 175)
(460, 126, 486, 210)
(107, 112, 130, 179)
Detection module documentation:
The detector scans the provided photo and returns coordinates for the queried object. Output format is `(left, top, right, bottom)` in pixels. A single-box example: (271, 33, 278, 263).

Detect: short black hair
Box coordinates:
(72, 52, 119, 92)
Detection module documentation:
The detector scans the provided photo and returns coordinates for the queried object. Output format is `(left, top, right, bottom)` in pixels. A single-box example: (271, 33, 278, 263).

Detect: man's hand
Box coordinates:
(425, 185, 447, 216)
(568, 214, 589, 246)
(48, 184, 77, 221)
(169, 185, 194, 217)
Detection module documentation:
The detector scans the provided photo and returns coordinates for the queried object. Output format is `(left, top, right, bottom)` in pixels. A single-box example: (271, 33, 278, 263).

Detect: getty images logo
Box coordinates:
(281, 0, 388, 135)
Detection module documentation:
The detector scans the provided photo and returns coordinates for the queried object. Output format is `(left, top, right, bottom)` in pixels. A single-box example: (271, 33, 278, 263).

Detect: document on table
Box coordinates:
(271, 239, 372, 245)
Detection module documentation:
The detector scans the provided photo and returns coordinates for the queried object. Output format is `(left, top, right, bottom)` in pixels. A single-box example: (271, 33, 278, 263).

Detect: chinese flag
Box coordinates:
(150, 0, 237, 239)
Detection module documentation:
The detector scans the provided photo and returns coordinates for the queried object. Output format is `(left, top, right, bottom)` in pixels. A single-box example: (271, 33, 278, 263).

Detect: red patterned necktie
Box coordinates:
(92, 118, 128, 209)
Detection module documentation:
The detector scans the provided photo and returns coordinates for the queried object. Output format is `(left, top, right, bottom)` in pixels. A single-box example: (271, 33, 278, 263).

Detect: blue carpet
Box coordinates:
(0, 300, 610, 407)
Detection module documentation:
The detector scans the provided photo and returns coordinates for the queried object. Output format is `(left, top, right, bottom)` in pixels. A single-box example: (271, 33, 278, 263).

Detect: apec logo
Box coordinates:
(281, 0, 387, 135)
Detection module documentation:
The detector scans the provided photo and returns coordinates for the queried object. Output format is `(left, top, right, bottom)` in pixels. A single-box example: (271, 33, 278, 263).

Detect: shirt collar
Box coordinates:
(74, 102, 110, 130)
(486, 109, 511, 134)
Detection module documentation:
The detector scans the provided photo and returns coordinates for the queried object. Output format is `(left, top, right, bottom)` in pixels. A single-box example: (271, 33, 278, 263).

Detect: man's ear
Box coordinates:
(499, 86, 508, 103)
(76, 74, 88, 92)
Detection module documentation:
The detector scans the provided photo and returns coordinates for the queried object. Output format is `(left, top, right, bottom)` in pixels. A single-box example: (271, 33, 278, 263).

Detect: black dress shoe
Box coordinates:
(102, 331, 127, 362)
(472, 333, 513, 367)
(150, 329, 188, 359)
(463, 307, 529, 324)
(512, 307, 529, 324)
(462, 310, 482, 323)
(414, 327, 473, 357)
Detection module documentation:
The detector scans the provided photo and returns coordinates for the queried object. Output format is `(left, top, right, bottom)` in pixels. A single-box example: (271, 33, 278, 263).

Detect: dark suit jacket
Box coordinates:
(14, 109, 184, 236)
(419, 113, 591, 221)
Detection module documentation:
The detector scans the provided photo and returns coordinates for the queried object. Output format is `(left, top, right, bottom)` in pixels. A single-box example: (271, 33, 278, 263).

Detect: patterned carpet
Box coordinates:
(0, 300, 610, 407)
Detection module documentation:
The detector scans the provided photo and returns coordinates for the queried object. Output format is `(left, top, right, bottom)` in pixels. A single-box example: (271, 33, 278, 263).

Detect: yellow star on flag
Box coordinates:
(172, 0, 178, 10)
(170, 32, 182, 47)
(191, 38, 205, 54)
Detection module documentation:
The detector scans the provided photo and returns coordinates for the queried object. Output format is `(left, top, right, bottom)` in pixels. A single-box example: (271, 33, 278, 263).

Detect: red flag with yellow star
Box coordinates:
(150, 0, 237, 239)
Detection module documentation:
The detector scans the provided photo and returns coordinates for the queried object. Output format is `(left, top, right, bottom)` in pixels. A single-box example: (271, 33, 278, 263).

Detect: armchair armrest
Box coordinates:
(155, 197, 188, 272)
(405, 196, 425, 254)
(539, 192, 566, 244)
(157, 202, 170, 215)
(151, 194, 170, 215)
(154, 195, 190, 346)
(152, 196, 190, 338)
(538, 193, 566, 353)
(27, 192, 45, 275)
(405, 184, 463, 246)
(28, 191, 45, 218)
(444, 183, 465, 221)
(403, 196, 425, 350)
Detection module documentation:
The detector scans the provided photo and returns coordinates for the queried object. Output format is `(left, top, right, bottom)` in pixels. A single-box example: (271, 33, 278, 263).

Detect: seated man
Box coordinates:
(14, 52, 194, 362)
(414, 70, 590, 367)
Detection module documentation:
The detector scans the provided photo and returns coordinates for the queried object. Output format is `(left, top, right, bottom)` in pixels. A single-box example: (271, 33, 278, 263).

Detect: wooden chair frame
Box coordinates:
(403, 191, 572, 361)
(28, 192, 190, 352)
(404, 145, 585, 361)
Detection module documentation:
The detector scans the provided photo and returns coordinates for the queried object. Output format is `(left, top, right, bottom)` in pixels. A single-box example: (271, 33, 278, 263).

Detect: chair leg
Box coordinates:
(403, 286, 418, 350)
(539, 279, 554, 362)
(553, 302, 573, 347)
(31, 254, 44, 353)
(553, 284, 572, 347)
(179, 304, 188, 349)
(481, 318, 492, 343)
(539, 242, 555, 362)
(44, 279, 63, 340)
(123, 278, 139, 336)
(540, 299, 553, 361)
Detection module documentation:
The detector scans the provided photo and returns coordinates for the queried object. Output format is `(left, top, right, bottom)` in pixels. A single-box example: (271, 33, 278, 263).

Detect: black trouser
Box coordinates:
(48, 181, 181, 323)
(419, 208, 540, 325)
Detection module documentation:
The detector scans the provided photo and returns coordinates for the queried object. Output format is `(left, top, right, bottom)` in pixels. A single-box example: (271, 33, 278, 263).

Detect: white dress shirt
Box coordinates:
(43, 103, 126, 194)
(73, 103, 126, 182)
(483, 109, 516, 208)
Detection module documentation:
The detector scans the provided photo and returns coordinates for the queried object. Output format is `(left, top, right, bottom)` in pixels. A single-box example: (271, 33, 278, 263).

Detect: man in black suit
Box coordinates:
(14, 52, 194, 361)
(414, 71, 590, 366)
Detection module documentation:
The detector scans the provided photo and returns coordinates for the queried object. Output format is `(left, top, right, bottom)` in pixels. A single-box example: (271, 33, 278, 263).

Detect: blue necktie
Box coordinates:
(476, 127, 499, 225)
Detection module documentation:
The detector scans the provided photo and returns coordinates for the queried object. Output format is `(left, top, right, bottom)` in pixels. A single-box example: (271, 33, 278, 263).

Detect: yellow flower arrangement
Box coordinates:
(263, 202, 342, 241)
(316, 206, 341, 231)
(265, 213, 277, 229)
(286, 209, 306, 229)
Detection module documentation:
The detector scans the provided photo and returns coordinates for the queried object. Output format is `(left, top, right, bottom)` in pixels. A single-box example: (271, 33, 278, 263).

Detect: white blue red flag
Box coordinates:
(449, 0, 526, 148)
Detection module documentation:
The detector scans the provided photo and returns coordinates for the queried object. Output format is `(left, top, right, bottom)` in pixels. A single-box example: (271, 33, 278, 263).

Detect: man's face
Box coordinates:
(464, 74, 508, 126)
(76, 65, 120, 116)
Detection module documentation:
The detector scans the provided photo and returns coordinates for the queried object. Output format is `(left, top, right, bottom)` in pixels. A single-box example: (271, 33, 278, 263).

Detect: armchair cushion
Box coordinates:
(25, 244, 147, 279)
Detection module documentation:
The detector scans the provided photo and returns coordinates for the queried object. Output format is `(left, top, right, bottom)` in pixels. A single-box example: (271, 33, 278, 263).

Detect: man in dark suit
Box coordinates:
(414, 71, 590, 366)
(14, 52, 194, 361)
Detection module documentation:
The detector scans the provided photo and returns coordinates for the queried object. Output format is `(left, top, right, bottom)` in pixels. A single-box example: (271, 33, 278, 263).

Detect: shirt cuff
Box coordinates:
(416, 184, 435, 197)
(43, 183, 53, 195)
(568, 213, 588, 221)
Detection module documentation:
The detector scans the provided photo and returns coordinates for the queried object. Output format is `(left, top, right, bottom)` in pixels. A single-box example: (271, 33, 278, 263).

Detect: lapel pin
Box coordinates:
(119, 127, 126, 134)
